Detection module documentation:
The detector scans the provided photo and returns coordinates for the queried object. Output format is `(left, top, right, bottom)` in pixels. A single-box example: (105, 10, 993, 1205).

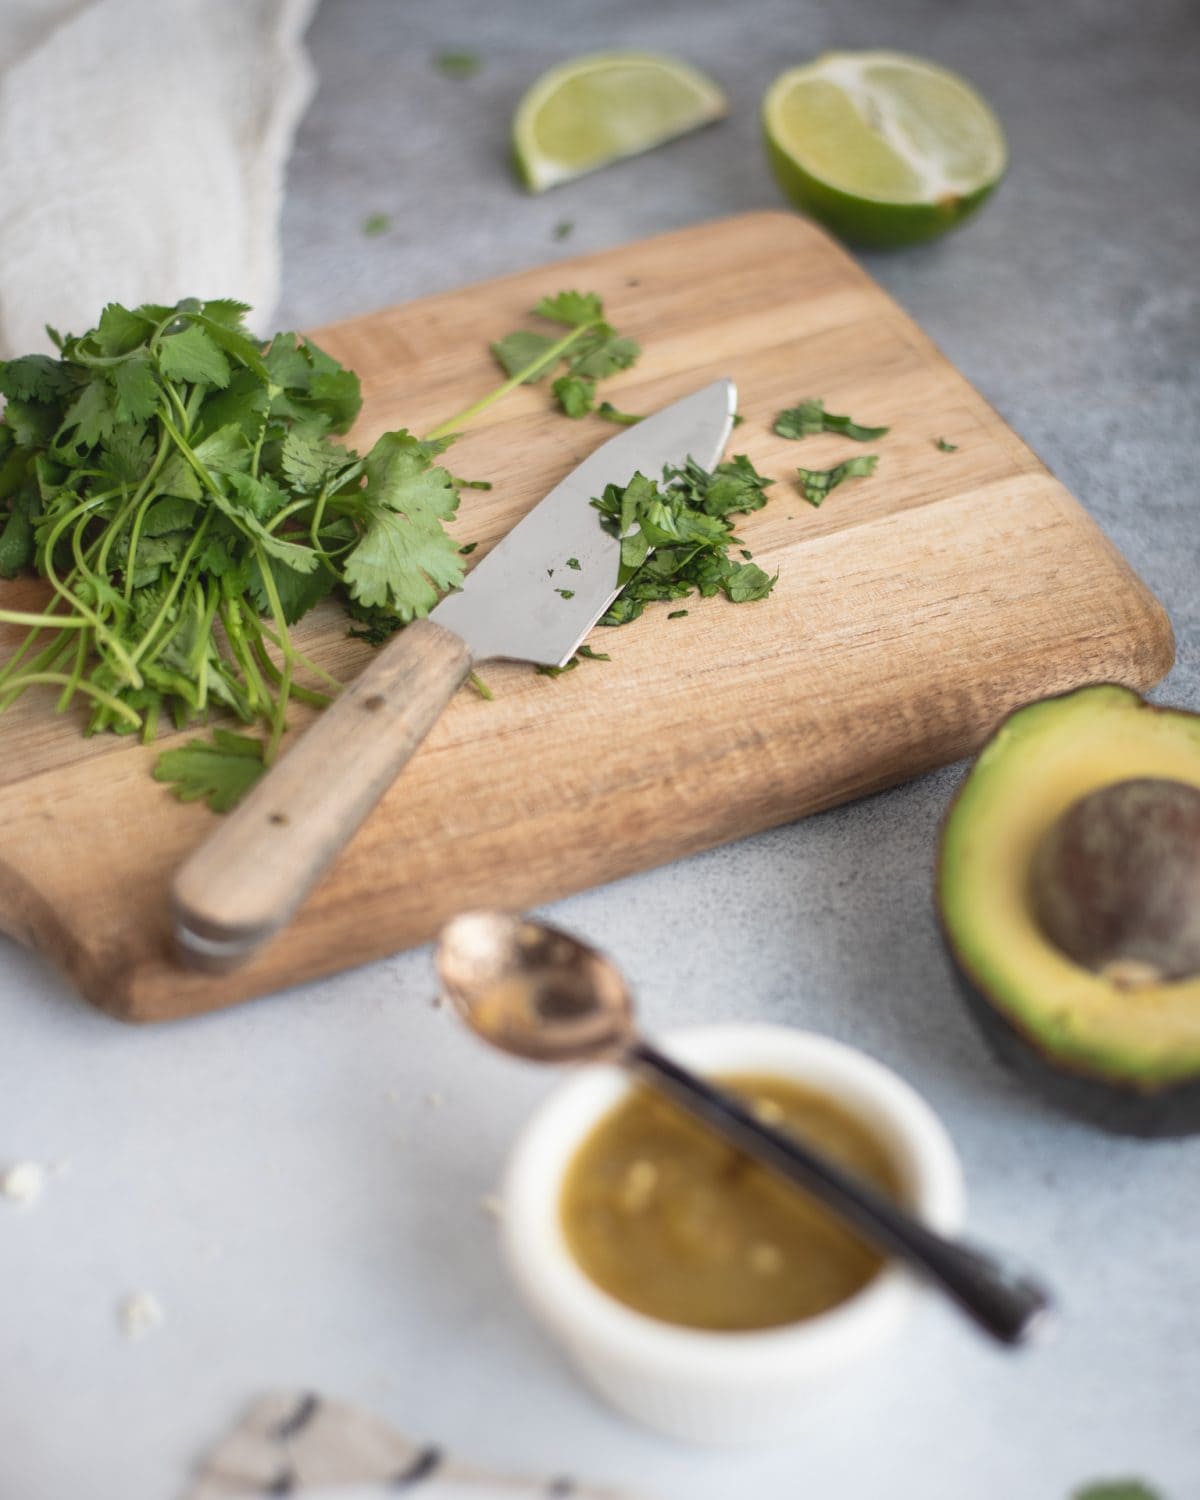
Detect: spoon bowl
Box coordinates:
(437, 911, 633, 1063)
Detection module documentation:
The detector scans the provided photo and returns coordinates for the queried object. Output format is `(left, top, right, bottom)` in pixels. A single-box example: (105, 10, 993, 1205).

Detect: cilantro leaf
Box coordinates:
(93, 303, 156, 356)
(157, 324, 231, 388)
(552, 373, 595, 418)
(795, 455, 879, 507)
(3, 399, 59, 448)
(280, 428, 352, 494)
(153, 729, 266, 813)
(250, 551, 334, 624)
(774, 398, 889, 442)
(568, 332, 640, 380)
(56, 377, 114, 449)
(491, 329, 560, 382)
(0, 354, 74, 402)
(534, 291, 604, 327)
(723, 561, 776, 602)
(936, 436, 959, 452)
(362, 213, 392, 237)
(111, 355, 161, 425)
(340, 430, 463, 618)
(0, 498, 35, 577)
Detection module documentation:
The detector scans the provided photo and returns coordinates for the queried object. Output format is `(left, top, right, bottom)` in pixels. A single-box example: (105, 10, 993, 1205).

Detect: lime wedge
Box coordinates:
(763, 51, 1007, 247)
(513, 52, 728, 193)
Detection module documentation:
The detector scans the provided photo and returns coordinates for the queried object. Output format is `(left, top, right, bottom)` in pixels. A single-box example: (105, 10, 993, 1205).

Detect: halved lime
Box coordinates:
(513, 52, 728, 193)
(763, 51, 1007, 247)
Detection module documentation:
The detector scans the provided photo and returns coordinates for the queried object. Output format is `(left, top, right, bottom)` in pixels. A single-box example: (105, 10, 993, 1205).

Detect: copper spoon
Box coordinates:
(435, 910, 1055, 1347)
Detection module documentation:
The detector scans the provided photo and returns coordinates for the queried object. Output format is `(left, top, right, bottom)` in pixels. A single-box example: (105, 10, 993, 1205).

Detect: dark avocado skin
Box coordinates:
(948, 950, 1200, 1138)
(937, 683, 1200, 1138)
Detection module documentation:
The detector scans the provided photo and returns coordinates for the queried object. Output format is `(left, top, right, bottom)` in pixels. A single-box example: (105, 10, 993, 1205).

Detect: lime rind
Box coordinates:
(763, 50, 1007, 247)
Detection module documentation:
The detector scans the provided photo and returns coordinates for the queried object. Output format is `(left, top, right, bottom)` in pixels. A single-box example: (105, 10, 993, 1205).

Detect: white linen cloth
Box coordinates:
(0, 0, 318, 357)
(186, 1390, 648, 1500)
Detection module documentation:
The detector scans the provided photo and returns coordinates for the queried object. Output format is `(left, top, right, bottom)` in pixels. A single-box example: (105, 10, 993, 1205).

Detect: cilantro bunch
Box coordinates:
(0, 297, 466, 761)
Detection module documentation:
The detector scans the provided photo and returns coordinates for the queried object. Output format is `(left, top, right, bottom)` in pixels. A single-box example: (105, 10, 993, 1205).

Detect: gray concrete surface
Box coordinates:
(2, 2, 1198, 1497)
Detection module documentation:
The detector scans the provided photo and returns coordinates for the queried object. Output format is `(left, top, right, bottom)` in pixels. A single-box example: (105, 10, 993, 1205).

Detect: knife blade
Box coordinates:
(431, 378, 737, 666)
(171, 378, 738, 970)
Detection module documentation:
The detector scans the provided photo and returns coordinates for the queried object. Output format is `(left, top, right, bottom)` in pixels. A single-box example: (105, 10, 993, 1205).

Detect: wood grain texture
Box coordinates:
(0, 213, 1174, 1021)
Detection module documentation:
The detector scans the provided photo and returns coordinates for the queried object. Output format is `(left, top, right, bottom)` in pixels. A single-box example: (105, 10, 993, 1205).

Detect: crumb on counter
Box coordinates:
(119, 1292, 164, 1341)
(1, 1161, 45, 1205)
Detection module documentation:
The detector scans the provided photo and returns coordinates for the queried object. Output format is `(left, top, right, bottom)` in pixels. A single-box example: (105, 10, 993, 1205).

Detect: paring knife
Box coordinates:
(171, 378, 738, 971)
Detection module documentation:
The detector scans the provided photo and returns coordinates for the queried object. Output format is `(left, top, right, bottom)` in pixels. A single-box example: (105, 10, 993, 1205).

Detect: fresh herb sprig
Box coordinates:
(492, 293, 640, 420)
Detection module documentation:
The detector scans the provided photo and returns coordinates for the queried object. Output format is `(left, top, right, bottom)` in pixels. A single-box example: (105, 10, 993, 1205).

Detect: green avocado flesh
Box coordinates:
(940, 684, 1200, 1089)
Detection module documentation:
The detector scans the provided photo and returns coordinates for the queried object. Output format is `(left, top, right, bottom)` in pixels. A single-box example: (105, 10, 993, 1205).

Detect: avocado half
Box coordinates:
(938, 683, 1200, 1137)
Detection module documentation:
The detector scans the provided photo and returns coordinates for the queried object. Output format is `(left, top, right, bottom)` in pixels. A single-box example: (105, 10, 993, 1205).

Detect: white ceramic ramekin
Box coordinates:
(500, 1023, 965, 1444)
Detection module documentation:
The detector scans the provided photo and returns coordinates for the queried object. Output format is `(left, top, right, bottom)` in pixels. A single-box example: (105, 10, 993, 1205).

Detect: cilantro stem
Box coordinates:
(426, 320, 603, 439)
(0, 608, 97, 631)
(0, 672, 141, 727)
(251, 541, 297, 761)
(250, 638, 332, 709)
(127, 513, 211, 667)
(55, 628, 90, 713)
(255, 622, 343, 691)
(219, 594, 272, 717)
(250, 413, 268, 480)
(39, 495, 143, 686)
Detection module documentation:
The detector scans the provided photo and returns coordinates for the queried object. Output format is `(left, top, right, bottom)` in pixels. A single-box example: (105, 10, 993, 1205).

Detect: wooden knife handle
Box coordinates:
(170, 618, 473, 973)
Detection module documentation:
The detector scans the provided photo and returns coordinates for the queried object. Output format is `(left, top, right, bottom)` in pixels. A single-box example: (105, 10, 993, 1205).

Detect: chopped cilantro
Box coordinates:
(936, 436, 959, 452)
(591, 455, 776, 627)
(565, 557, 581, 570)
(467, 671, 493, 700)
(1072, 1484, 1163, 1500)
(556, 588, 575, 599)
(795, 454, 879, 507)
(667, 609, 688, 619)
(774, 398, 889, 443)
(596, 400, 643, 426)
(458, 541, 478, 555)
(362, 213, 392, 237)
(433, 50, 482, 79)
(553, 221, 574, 241)
(538, 642, 611, 677)
(553, 373, 595, 418)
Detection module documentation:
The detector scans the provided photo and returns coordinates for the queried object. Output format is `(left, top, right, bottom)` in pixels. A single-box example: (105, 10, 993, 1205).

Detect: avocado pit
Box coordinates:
(1030, 777, 1200, 985)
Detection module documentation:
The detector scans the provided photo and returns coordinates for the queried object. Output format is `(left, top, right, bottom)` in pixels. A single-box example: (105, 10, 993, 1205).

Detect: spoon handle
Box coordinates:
(627, 1040, 1053, 1347)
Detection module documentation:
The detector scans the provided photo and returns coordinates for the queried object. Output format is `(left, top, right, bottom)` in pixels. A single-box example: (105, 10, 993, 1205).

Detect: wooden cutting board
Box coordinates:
(0, 213, 1173, 1022)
